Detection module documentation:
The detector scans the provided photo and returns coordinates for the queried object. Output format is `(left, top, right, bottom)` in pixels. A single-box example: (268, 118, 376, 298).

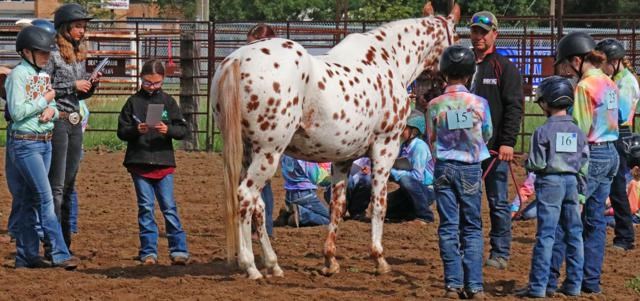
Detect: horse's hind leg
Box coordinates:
(248, 151, 283, 277)
(236, 182, 262, 279)
(369, 142, 400, 275)
(253, 194, 283, 277)
(322, 160, 351, 276)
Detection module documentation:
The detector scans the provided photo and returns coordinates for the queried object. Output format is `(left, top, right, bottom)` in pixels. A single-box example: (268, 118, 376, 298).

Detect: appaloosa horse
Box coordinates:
(212, 2, 460, 279)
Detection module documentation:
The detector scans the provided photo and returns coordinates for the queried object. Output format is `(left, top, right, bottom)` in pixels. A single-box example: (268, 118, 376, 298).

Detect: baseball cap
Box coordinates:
(470, 11, 498, 31)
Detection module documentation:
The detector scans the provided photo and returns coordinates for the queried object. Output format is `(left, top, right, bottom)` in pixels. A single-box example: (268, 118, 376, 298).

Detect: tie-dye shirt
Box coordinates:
(390, 137, 433, 185)
(280, 155, 331, 190)
(571, 68, 619, 143)
(613, 68, 640, 127)
(426, 84, 493, 163)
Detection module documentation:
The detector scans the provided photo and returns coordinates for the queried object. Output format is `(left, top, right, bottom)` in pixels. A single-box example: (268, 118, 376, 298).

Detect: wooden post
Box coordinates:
(180, 30, 200, 150)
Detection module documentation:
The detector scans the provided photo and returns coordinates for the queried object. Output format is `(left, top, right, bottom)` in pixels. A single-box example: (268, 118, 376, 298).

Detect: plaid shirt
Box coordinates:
(427, 84, 493, 163)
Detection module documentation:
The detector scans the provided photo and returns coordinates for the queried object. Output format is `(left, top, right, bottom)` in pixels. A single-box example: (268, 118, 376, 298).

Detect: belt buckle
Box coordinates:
(68, 112, 81, 125)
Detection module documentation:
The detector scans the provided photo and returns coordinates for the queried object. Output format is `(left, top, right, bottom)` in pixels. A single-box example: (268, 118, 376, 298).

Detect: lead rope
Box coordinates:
(482, 150, 525, 219)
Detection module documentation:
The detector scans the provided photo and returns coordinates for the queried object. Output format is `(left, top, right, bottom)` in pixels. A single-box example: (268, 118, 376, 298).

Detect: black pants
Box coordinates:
(49, 119, 83, 249)
(609, 128, 636, 249)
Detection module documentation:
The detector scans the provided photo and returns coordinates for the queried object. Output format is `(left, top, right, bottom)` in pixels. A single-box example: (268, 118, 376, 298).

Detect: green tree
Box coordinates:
(348, 0, 425, 20)
(211, 0, 333, 21)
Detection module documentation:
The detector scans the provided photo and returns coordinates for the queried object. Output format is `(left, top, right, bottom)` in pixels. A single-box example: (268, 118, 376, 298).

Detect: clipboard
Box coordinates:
(393, 157, 412, 170)
(145, 104, 164, 126)
(90, 57, 110, 80)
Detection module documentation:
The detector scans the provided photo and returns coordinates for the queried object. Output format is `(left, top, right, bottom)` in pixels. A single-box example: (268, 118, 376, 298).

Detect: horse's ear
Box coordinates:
(422, 2, 435, 17)
(448, 3, 461, 23)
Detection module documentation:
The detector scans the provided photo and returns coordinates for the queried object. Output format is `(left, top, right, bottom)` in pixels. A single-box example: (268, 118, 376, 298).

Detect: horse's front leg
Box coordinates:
(369, 140, 401, 275)
(321, 161, 352, 276)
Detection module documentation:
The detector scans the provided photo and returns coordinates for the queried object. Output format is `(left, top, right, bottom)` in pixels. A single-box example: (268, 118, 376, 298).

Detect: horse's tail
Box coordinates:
(216, 60, 242, 264)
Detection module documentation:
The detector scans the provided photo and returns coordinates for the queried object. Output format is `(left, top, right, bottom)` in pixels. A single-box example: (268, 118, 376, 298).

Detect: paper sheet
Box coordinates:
(145, 104, 164, 126)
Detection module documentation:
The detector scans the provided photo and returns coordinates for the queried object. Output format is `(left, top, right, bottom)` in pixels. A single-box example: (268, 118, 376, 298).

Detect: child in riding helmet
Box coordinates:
(520, 76, 589, 298)
(44, 3, 101, 251)
(384, 111, 435, 224)
(549, 32, 619, 295)
(5, 25, 79, 269)
(345, 113, 435, 224)
(426, 45, 492, 299)
(596, 38, 639, 251)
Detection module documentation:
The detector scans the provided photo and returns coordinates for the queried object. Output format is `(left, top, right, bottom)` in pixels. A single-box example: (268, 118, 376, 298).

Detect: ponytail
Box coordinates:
(583, 50, 607, 67)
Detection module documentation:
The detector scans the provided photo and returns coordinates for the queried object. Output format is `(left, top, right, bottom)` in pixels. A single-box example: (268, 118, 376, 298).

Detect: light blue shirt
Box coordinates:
(5, 60, 58, 133)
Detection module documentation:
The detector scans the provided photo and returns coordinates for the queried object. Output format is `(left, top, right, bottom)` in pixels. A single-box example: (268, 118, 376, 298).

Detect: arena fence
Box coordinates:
(1, 16, 640, 152)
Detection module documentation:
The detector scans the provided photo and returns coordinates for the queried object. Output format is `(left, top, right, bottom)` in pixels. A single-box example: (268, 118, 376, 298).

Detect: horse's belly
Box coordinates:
(285, 127, 371, 163)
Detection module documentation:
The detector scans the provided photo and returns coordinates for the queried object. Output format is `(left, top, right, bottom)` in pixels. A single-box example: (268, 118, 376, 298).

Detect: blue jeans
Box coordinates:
(347, 174, 372, 217)
(70, 188, 78, 233)
(528, 174, 583, 297)
(608, 136, 635, 248)
(131, 173, 189, 260)
(286, 189, 330, 226)
(387, 176, 435, 222)
(549, 143, 618, 293)
(7, 149, 43, 241)
(7, 137, 72, 266)
(435, 161, 484, 292)
(262, 181, 274, 237)
(482, 158, 511, 260)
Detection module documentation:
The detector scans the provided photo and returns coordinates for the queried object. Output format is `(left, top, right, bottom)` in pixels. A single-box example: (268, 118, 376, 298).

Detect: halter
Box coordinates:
(435, 16, 453, 45)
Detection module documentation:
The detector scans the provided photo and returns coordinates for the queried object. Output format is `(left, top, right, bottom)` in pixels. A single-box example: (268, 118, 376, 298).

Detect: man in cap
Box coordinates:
(469, 11, 524, 270)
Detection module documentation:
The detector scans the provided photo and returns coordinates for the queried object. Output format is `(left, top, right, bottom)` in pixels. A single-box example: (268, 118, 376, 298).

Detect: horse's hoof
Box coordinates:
(320, 258, 340, 276)
(247, 268, 264, 280)
(375, 259, 391, 275)
(267, 265, 284, 277)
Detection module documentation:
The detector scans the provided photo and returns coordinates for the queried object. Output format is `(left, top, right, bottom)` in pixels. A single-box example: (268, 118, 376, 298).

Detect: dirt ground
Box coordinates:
(0, 149, 638, 300)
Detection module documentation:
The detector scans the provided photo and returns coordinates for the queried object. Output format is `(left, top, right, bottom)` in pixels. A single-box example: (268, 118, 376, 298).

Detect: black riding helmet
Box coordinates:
(596, 39, 625, 60)
(16, 26, 56, 53)
(555, 32, 596, 79)
(16, 26, 57, 72)
(54, 3, 93, 29)
(439, 45, 476, 78)
(555, 32, 596, 65)
(596, 39, 626, 78)
(625, 134, 640, 168)
(535, 76, 574, 109)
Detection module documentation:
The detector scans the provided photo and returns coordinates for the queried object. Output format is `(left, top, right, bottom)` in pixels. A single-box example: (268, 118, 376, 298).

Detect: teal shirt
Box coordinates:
(5, 60, 58, 133)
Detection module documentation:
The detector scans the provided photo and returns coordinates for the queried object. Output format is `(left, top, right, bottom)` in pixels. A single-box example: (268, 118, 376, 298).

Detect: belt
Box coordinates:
(10, 131, 52, 141)
(58, 111, 81, 125)
(619, 125, 632, 136)
(589, 141, 613, 147)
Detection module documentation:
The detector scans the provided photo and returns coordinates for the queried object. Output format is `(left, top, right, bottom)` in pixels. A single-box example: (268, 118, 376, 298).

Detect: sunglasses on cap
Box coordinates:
(472, 15, 495, 28)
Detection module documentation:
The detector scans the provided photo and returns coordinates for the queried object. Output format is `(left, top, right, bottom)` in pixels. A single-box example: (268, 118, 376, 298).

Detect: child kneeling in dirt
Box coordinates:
(520, 76, 589, 298)
(274, 155, 331, 227)
(117, 59, 190, 266)
(346, 112, 435, 225)
(426, 45, 492, 299)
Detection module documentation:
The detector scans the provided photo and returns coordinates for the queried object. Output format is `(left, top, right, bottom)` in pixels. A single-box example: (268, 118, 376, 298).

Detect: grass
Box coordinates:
(626, 275, 640, 294)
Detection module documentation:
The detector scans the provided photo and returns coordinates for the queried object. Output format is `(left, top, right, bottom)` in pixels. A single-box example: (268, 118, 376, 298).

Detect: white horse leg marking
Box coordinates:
(321, 161, 351, 275)
(236, 182, 262, 279)
(241, 150, 285, 279)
